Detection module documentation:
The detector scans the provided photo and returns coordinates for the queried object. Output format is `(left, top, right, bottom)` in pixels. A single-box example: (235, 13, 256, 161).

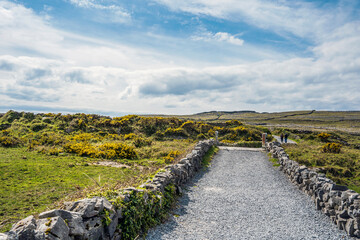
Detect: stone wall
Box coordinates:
(266, 141, 360, 238)
(0, 139, 215, 240)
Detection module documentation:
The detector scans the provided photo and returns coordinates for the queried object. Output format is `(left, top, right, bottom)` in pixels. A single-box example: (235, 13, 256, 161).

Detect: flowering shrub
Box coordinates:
(63, 141, 137, 159)
(226, 120, 243, 126)
(322, 143, 342, 153)
(124, 133, 137, 140)
(0, 136, 20, 147)
(163, 150, 181, 164)
(164, 127, 188, 137)
(318, 132, 331, 142)
(180, 121, 196, 131)
(98, 143, 137, 159)
(63, 142, 96, 157)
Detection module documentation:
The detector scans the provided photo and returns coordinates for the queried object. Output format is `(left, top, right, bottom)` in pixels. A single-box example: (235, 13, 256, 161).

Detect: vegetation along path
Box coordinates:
(147, 147, 351, 239)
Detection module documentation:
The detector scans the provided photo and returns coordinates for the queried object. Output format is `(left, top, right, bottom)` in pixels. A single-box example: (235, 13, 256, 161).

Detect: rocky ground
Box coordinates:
(146, 147, 352, 240)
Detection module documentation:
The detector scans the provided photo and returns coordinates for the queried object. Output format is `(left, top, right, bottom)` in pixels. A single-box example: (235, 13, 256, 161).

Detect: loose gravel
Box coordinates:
(146, 147, 352, 240)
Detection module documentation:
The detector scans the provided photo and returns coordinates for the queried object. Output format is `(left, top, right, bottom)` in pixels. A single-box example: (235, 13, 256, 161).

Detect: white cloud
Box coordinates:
(68, 0, 130, 23)
(155, 0, 352, 42)
(193, 31, 244, 46)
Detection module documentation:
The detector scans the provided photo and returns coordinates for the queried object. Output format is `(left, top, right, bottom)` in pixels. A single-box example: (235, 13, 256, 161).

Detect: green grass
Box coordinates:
(0, 147, 161, 232)
(269, 157, 280, 167)
(201, 146, 219, 168)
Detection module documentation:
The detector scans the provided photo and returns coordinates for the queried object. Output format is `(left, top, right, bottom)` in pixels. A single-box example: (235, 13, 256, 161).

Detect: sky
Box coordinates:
(0, 0, 359, 115)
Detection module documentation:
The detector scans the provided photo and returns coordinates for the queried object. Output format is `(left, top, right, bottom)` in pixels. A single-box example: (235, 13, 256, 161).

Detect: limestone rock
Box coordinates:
(83, 217, 105, 240)
(36, 216, 70, 240)
(64, 197, 106, 218)
(39, 209, 85, 237)
(346, 219, 355, 236)
(0, 232, 17, 240)
(11, 215, 37, 240)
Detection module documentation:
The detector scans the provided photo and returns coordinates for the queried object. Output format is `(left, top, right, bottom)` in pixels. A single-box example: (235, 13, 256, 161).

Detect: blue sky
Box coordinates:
(0, 0, 359, 115)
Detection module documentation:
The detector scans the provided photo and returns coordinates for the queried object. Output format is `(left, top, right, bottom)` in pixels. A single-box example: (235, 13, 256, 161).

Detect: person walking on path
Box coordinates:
(280, 133, 284, 143)
(285, 133, 289, 143)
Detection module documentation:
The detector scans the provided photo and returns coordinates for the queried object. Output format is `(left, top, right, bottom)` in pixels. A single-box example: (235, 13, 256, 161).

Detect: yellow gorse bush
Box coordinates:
(63, 141, 137, 159)
(322, 143, 342, 153)
(318, 132, 331, 142)
(0, 136, 20, 147)
(225, 119, 243, 126)
(163, 150, 181, 164)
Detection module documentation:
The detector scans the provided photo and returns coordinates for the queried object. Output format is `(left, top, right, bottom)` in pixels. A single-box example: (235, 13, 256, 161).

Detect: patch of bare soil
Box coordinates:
(91, 161, 130, 168)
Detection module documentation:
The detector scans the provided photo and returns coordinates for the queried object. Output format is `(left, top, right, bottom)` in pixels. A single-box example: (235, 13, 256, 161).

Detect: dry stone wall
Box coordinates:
(0, 139, 215, 240)
(266, 141, 360, 238)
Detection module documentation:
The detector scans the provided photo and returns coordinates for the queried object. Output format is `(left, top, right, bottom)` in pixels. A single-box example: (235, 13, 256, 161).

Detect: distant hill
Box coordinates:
(193, 110, 257, 115)
(150, 110, 360, 134)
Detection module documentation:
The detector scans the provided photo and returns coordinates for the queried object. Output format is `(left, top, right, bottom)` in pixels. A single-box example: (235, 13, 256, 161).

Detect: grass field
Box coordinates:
(0, 147, 154, 231)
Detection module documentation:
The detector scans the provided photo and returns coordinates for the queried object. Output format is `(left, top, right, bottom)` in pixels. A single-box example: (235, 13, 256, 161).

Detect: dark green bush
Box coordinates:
(30, 123, 47, 132)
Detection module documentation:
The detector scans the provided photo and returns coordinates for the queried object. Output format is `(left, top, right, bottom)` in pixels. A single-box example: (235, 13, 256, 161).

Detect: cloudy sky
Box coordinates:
(0, 0, 359, 115)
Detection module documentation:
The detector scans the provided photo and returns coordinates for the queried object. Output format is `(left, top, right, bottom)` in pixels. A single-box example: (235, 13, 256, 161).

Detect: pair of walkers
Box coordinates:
(280, 133, 288, 143)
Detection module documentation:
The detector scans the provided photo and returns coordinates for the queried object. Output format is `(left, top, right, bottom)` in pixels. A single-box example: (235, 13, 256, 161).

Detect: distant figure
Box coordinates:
(284, 133, 288, 143)
(280, 133, 284, 143)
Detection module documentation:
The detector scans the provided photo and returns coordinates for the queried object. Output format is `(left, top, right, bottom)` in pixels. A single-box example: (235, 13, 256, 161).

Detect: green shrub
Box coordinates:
(42, 117, 52, 124)
(2, 110, 22, 123)
(153, 131, 165, 140)
(133, 137, 152, 148)
(196, 133, 206, 140)
(30, 123, 47, 132)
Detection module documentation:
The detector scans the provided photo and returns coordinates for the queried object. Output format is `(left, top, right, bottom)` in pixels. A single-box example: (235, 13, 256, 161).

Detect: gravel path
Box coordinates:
(146, 147, 352, 240)
(273, 135, 297, 144)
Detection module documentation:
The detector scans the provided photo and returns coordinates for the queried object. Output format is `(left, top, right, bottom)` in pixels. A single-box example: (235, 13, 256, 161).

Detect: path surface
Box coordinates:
(273, 135, 297, 144)
(147, 147, 351, 240)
